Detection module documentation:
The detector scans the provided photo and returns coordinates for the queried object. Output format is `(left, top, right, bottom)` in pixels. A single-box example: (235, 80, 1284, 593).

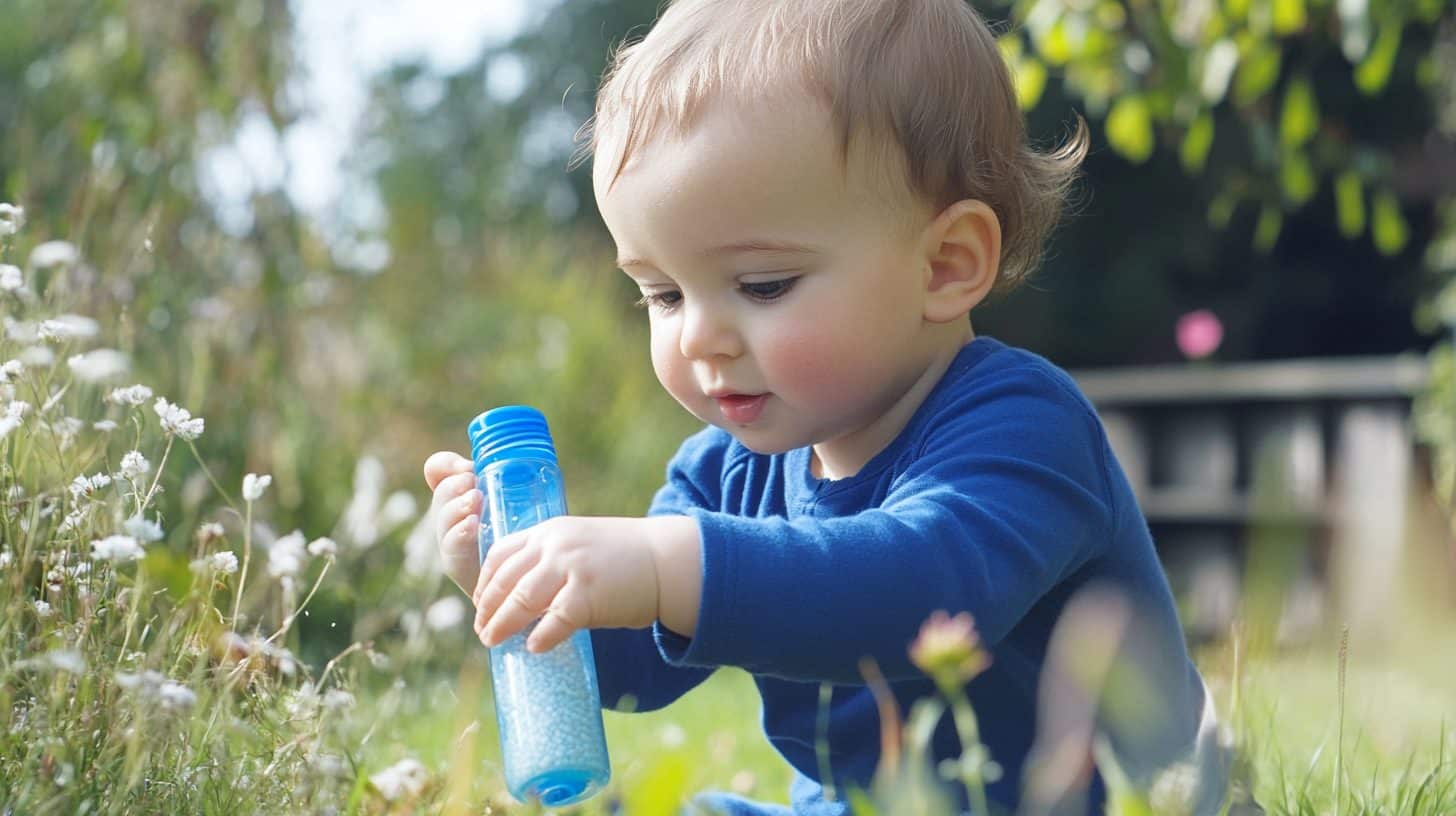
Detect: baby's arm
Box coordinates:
(655, 367, 1119, 684)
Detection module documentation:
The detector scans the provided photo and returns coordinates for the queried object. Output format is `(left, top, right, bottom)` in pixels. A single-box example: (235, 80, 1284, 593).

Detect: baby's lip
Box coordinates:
(705, 389, 765, 399)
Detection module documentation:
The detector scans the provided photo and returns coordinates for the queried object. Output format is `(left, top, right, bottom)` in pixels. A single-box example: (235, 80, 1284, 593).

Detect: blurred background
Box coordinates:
(2, 0, 1455, 810)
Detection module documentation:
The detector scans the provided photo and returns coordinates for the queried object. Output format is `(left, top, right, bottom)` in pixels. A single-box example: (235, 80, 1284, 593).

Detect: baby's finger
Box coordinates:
(430, 473, 478, 537)
(474, 542, 542, 627)
(423, 450, 472, 491)
(526, 586, 590, 653)
(481, 564, 566, 647)
(478, 529, 530, 591)
(443, 512, 481, 557)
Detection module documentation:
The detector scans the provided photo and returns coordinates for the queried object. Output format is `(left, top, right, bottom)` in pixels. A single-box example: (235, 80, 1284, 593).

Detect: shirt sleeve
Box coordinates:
(590, 427, 730, 711)
(653, 366, 1116, 684)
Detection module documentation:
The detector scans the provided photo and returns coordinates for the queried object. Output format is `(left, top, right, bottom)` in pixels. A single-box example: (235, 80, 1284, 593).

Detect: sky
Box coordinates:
(199, 0, 538, 237)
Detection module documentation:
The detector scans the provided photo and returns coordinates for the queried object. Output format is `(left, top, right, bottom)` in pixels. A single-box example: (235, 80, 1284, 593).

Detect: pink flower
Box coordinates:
(1176, 309, 1223, 360)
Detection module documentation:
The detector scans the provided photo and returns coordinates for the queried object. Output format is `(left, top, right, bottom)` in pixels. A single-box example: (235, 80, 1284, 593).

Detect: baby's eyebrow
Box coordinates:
(705, 239, 821, 257)
(617, 239, 820, 270)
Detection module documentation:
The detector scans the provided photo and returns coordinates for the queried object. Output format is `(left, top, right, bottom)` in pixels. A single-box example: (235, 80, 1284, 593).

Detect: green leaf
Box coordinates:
(1036, 18, 1074, 67)
(1335, 171, 1365, 238)
(1012, 57, 1048, 110)
(1106, 96, 1155, 164)
(1181, 113, 1215, 174)
(1273, 0, 1307, 34)
(1254, 204, 1284, 252)
(1280, 151, 1317, 205)
(1208, 191, 1238, 230)
(1234, 43, 1282, 105)
(1371, 189, 1410, 255)
(1279, 76, 1319, 148)
(1354, 25, 1402, 96)
(1415, 0, 1445, 23)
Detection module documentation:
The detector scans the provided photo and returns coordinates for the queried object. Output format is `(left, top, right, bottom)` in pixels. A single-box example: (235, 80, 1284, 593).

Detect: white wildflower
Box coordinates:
(50, 416, 84, 449)
(28, 240, 79, 269)
(342, 456, 386, 548)
(116, 670, 196, 710)
(18, 345, 53, 367)
(0, 264, 21, 291)
(402, 514, 442, 577)
(52, 762, 74, 788)
(0, 399, 29, 441)
(0, 202, 23, 235)
(69, 472, 112, 500)
(307, 536, 337, 558)
(267, 530, 307, 579)
(322, 689, 355, 711)
(117, 450, 150, 479)
(158, 681, 197, 711)
(195, 521, 225, 546)
(286, 683, 320, 718)
(211, 550, 239, 573)
(93, 419, 117, 432)
(424, 596, 466, 632)
(107, 384, 153, 405)
(242, 472, 271, 502)
(4, 317, 36, 342)
(0, 359, 23, 382)
(67, 349, 129, 383)
(369, 758, 428, 802)
(312, 754, 348, 779)
(90, 535, 144, 562)
(0, 550, 12, 569)
(57, 507, 88, 533)
(38, 314, 99, 341)
(380, 490, 419, 529)
(46, 649, 85, 674)
(122, 515, 164, 542)
(153, 397, 204, 440)
(34, 599, 52, 617)
(190, 550, 238, 574)
(115, 669, 165, 692)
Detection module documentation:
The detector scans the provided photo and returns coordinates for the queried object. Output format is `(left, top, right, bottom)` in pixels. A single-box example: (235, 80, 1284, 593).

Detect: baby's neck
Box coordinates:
(810, 322, 976, 480)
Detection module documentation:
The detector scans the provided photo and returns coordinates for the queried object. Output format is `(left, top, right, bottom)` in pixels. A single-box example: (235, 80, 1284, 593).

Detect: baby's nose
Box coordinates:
(677, 303, 743, 360)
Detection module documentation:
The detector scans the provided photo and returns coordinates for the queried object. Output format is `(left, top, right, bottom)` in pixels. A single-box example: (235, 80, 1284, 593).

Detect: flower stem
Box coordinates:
(948, 686, 990, 816)
(230, 501, 252, 628)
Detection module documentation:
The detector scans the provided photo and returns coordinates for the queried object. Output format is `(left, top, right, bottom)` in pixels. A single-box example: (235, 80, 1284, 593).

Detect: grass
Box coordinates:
(3, 206, 1456, 814)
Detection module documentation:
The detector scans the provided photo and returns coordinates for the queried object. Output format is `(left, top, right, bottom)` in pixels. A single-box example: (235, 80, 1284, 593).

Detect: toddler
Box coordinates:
(424, 0, 1229, 812)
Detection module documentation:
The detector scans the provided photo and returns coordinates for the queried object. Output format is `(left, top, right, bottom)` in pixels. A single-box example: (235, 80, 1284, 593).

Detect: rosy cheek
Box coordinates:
(650, 329, 698, 404)
(757, 322, 856, 399)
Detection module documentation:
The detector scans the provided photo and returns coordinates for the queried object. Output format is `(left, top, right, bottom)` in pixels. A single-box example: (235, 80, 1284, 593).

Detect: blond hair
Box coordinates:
(574, 0, 1088, 292)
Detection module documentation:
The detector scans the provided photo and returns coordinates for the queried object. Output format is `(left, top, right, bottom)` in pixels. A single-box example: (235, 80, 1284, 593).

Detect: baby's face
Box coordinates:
(594, 92, 941, 467)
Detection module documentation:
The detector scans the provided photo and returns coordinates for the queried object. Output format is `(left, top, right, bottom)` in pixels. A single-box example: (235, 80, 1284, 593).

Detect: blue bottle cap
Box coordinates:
(468, 405, 559, 474)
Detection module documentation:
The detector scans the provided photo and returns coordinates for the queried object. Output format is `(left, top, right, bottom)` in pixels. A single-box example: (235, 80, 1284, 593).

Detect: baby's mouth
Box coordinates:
(713, 393, 769, 424)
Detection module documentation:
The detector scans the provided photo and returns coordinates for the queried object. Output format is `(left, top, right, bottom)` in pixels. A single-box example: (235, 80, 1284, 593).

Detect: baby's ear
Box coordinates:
(921, 199, 1001, 324)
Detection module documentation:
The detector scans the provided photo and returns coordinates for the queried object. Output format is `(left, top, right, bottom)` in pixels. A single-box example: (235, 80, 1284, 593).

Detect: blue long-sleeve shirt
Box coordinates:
(589, 337, 1216, 814)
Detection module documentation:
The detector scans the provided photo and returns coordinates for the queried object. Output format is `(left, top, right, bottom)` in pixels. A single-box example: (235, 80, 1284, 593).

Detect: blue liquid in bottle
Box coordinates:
(468, 406, 611, 806)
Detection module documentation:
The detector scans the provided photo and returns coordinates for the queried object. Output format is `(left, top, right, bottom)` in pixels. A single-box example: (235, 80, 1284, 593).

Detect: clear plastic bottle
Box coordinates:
(468, 405, 611, 806)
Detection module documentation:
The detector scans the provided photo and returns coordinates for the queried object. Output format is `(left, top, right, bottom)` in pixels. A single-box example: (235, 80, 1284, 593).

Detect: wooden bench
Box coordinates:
(1070, 354, 1432, 644)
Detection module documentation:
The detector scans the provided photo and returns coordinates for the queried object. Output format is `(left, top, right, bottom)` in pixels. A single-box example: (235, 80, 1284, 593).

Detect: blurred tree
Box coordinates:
(354, 0, 1453, 367)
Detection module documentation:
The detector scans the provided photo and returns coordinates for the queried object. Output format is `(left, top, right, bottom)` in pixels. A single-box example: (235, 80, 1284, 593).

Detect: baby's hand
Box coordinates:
(471, 516, 691, 653)
(422, 450, 484, 596)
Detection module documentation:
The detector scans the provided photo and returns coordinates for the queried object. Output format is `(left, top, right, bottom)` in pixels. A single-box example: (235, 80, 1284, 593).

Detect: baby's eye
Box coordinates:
(634, 290, 683, 311)
(740, 277, 798, 302)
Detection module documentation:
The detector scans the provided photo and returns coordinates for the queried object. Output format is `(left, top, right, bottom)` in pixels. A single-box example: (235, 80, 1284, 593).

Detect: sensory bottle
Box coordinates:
(468, 405, 610, 806)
